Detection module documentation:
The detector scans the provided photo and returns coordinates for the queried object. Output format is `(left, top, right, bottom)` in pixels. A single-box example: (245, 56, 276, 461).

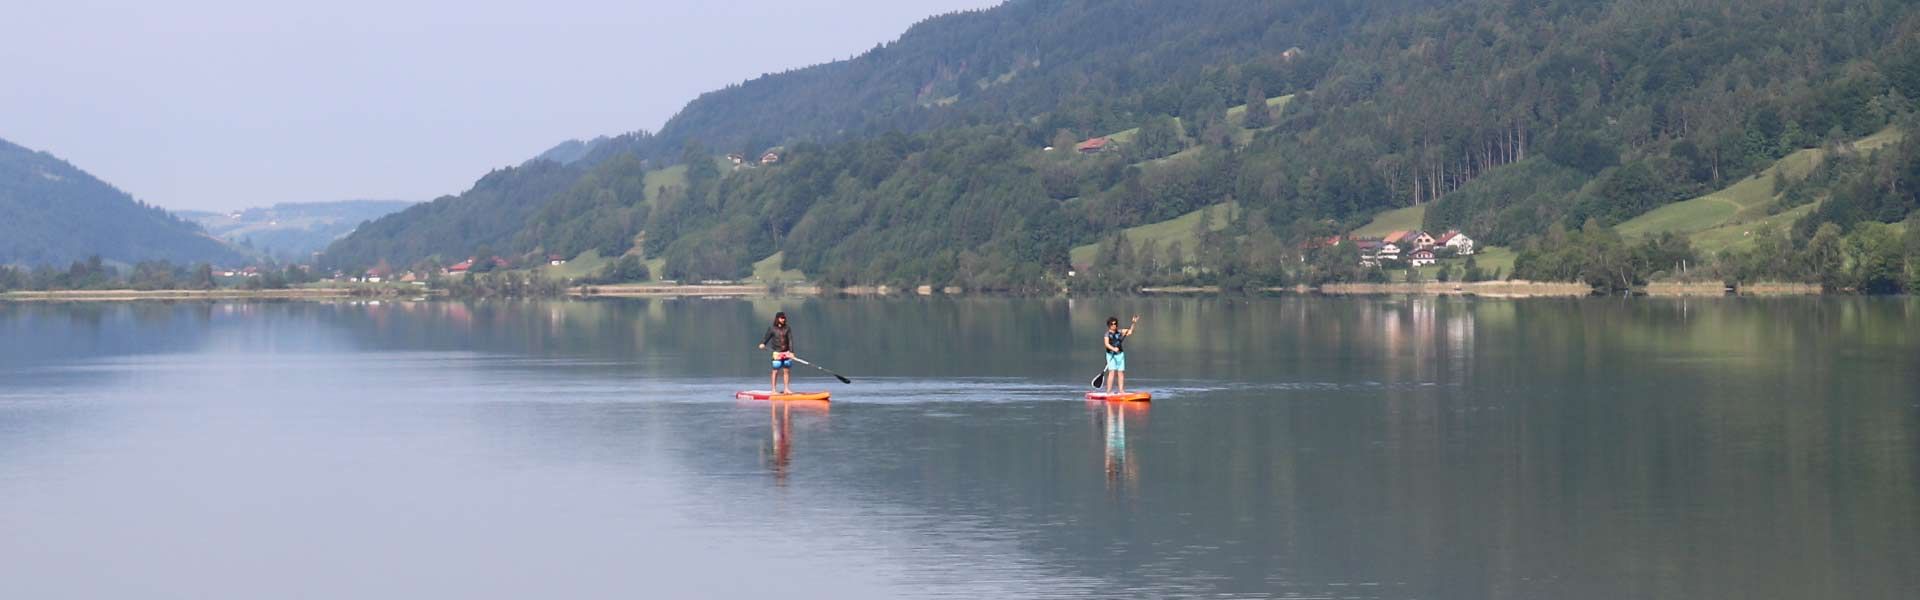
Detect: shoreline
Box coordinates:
(4, 280, 1841, 303)
(1, 288, 366, 302)
(573, 283, 823, 297)
(1315, 280, 1594, 297)
(1641, 281, 1824, 296)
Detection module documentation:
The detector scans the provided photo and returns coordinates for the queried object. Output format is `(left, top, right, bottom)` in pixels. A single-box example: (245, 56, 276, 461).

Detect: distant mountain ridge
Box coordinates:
(0, 137, 244, 266)
(180, 199, 414, 262)
(532, 137, 611, 166)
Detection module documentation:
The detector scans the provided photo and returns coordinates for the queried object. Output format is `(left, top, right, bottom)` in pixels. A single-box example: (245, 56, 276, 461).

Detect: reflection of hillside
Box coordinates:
(11, 298, 1915, 597)
(0, 303, 218, 369)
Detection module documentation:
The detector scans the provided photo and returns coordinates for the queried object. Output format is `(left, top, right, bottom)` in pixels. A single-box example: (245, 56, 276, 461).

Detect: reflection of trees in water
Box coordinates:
(324, 296, 1919, 598)
(18, 298, 1917, 597)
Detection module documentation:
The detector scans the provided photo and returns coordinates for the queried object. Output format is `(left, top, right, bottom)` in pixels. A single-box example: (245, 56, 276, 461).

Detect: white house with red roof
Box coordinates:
(1436, 230, 1476, 255)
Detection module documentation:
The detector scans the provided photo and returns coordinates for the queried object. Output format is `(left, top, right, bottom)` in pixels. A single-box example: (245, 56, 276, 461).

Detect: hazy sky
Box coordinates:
(0, 0, 1000, 211)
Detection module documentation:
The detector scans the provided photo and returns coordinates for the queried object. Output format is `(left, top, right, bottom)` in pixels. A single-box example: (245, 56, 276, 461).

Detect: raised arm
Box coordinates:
(1122, 315, 1140, 337)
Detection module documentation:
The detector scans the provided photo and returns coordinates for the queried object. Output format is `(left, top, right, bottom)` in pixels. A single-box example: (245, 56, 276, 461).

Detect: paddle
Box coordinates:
(790, 356, 853, 384)
(1091, 368, 1107, 390)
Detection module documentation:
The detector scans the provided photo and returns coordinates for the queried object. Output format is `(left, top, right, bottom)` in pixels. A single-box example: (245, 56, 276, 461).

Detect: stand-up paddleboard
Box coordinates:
(736, 390, 832, 402)
(1086, 391, 1151, 402)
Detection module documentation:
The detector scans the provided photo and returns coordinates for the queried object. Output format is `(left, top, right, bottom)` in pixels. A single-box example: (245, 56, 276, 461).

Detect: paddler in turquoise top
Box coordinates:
(758, 311, 795, 394)
(1102, 315, 1139, 394)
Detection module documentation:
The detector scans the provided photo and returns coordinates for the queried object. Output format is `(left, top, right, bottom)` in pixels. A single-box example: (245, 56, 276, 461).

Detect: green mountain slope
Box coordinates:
(1070, 202, 1239, 268)
(1617, 128, 1907, 246)
(0, 138, 243, 266)
(625, 0, 1420, 163)
(320, 160, 583, 270)
(323, 0, 1920, 290)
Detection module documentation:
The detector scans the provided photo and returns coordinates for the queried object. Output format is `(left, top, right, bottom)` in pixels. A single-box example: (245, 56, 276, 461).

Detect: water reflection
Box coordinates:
(3, 297, 1919, 599)
(758, 399, 829, 485)
(1095, 401, 1146, 495)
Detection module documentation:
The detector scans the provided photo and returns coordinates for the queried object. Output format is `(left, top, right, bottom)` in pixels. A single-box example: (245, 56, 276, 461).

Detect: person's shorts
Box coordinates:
(771, 357, 794, 370)
(1105, 352, 1126, 372)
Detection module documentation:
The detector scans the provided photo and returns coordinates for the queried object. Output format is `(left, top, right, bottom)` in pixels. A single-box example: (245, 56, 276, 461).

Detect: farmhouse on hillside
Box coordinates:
(1437, 230, 1476, 255)
(1075, 137, 1112, 154)
(1350, 228, 1478, 267)
(1383, 230, 1436, 250)
(1408, 248, 1437, 267)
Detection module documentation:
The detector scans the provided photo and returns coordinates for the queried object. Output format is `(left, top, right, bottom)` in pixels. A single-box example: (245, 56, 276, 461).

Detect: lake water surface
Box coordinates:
(2, 297, 1918, 599)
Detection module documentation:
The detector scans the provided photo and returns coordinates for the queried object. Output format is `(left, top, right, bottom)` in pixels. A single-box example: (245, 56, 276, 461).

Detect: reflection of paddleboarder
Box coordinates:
(1103, 403, 1141, 489)
(767, 401, 792, 484)
(758, 312, 795, 394)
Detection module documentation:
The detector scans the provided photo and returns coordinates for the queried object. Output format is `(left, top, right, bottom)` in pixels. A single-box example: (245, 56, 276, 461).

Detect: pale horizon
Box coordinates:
(0, 0, 999, 212)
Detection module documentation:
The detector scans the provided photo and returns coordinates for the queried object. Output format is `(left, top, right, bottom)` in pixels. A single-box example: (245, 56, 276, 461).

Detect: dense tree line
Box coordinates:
(0, 258, 319, 292)
(433, 271, 565, 298)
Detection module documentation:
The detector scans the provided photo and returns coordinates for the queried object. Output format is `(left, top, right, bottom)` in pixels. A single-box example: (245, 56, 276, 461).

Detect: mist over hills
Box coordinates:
(179, 200, 414, 262)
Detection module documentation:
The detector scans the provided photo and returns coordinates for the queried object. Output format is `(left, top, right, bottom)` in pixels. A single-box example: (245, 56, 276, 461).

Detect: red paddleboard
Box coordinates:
(1086, 391, 1151, 402)
(736, 390, 832, 402)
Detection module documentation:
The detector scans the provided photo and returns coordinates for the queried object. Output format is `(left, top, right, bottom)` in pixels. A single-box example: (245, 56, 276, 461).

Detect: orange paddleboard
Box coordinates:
(736, 390, 832, 402)
(1086, 391, 1151, 402)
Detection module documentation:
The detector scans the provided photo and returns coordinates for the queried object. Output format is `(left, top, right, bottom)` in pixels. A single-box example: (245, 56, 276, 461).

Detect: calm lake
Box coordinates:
(2, 297, 1917, 599)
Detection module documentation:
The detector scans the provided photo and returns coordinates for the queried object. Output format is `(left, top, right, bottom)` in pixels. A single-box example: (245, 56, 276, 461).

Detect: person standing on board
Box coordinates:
(1103, 315, 1140, 394)
(758, 312, 795, 394)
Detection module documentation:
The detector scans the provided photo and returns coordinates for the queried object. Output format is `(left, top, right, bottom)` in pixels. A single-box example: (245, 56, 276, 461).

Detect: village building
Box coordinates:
(759, 151, 781, 165)
(1075, 137, 1112, 154)
(1383, 230, 1436, 250)
(726, 153, 745, 166)
(548, 254, 567, 266)
(1377, 242, 1403, 261)
(1353, 239, 1384, 267)
(1437, 230, 1476, 255)
(1408, 248, 1437, 267)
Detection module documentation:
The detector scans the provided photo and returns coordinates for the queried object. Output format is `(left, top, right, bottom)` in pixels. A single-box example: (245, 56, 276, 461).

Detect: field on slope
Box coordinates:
(643, 165, 688, 204)
(1616, 128, 1904, 253)
(1350, 205, 1426, 238)
(1104, 95, 1293, 150)
(750, 251, 807, 282)
(1070, 202, 1240, 267)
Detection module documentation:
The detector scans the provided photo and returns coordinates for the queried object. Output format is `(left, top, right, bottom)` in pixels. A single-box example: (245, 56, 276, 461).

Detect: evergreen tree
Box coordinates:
(1242, 79, 1271, 129)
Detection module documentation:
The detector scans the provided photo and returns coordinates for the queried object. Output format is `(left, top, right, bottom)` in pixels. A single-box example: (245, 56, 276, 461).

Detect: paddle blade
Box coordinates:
(834, 374, 852, 384)
(1091, 371, 1106, 389)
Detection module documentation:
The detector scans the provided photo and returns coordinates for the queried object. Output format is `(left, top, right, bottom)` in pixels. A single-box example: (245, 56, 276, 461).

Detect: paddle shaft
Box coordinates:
(788, 355, 853, 384)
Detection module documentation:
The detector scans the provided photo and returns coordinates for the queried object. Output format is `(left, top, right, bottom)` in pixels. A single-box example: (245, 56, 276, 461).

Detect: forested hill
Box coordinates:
(629, 0, 1437, 163)
(322, 160, 583, 271)
(325, 0, 1920, 291)
(0, 138, 243, 267)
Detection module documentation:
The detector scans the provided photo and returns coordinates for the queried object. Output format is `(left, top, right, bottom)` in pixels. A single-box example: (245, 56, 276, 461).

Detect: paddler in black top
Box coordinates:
(1103, 315, 1139, 394)
(758, 312, 795, 394)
